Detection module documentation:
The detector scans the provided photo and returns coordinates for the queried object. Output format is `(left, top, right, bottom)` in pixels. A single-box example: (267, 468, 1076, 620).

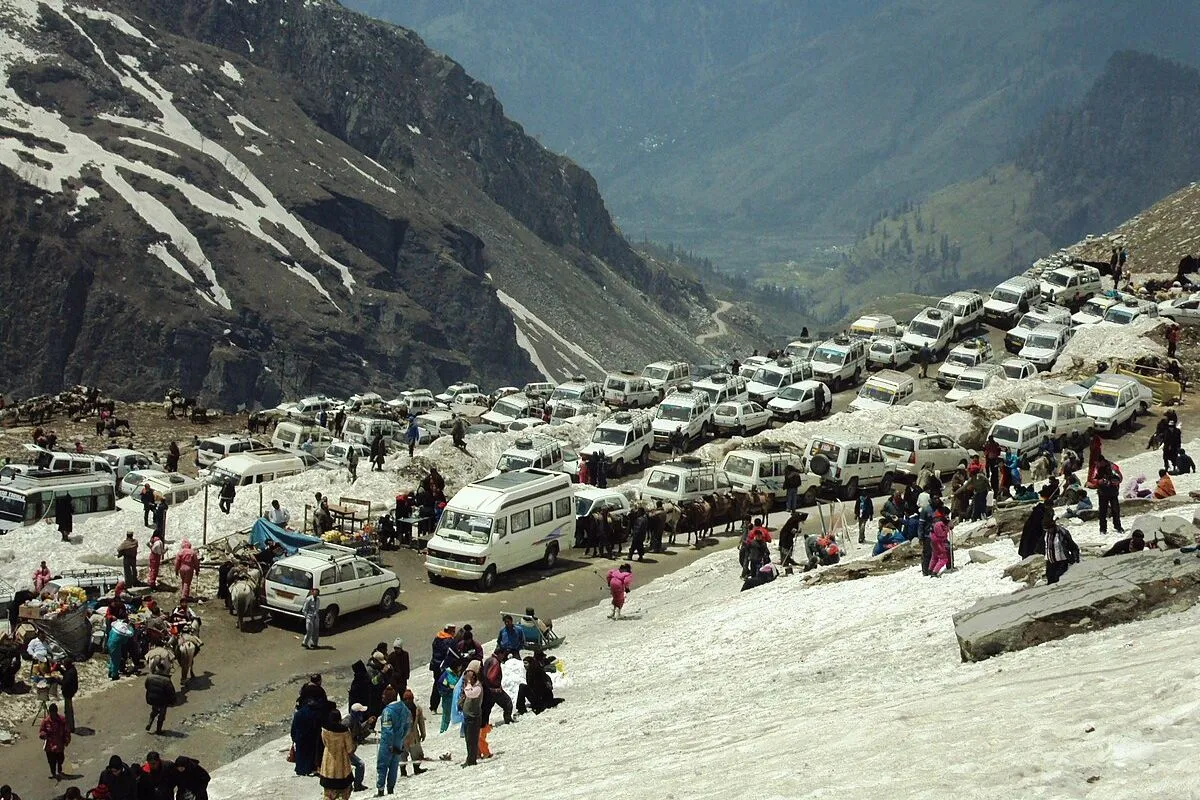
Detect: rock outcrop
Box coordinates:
(953, 550, 1200, 662)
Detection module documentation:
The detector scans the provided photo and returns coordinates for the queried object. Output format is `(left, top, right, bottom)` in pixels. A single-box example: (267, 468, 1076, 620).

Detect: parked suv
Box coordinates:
(603, 371, 659, 409)
(1021, 394, 1093, 447)
(720, 447, 816, 504)
(876, 426, 970, 477)
(1004, 304, 1071, 353)
(651, 386, 713, 449)
(1081, 374, 1153, 433)
(984, 276, 1039, 327)
(585, 410, 654, 476)
(711, 400, 772, 437)
(692, 372, 748, 407)
(901, 307, 955, 357)
(936, 291, 985, 337)
(745, 359, 813, 404)
(766, 380, 831, 422)
(867, 337, 912, 370)
(639, 457, 730, 504)
(641, 361, 691, 397)
(806, 437, 903, 500)
(1018, 323, 1074, 370)
(1103, 299, 1159, 326)
(263, 543, 400, 632)
(936, 339, 993, 389)
(1040, 263, 1102, 307)
(808, 337, 868, 391)
(548, 378, 603, 411)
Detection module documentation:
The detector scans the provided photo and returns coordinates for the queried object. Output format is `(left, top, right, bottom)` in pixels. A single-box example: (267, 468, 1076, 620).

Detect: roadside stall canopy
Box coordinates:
(250, 518, 321, 554)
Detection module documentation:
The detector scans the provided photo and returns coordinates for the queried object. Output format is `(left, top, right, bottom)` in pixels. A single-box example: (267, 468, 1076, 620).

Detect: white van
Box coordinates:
(425, 468, 575, 589)
(522, 381, 557, 400)
(415, 411, 456, 443)
(848, 314, 899, 340)
(343, 392, 384, 413)
(1103, 299, 1159, 326)
(482, 394, 543, 429)
(1018, 323, 1074, 370)
(848, 370, 916, 412)
(946, 364, 1005, 401)
(1080, 374, 1154, 433)
(117, 470, 204, 506)
(23, 446, 115, 479)
(984, 276, 1040, 328)
(100, 448, 162, 484)
(586, 410, 654, 476)
(746, 358, 813, 404)
(651, 386, 714, 449)
(736, 355, 773, 380)
(988, 413, 1051, 459)
(0, 471, 117, 533)
(1071, 295, 1119, 326)
(936, 339, 993, 389)
(720, 447, 814, 502)
(340, 415, 401, 447)
(207, 451, 307, 487)
(692, 372, 748, 407)
(435, 382, 482, 406)
(492, 436, 564, 476)
(603, 371, 659, 409)
(1021, 394, 1093, 446)
(808, 338, 869, 391)
(1004, 304, 1072, 353)
(783, 340, 817, 362)
(901, 307, 955, 357)
(196, 434, 260, 468)
(641, 361, 692, 396)
(263, 543, 400, 631)
(548, 378, 603, 410)
(272, 421, 336, 458)
(936, 291, 986, 337)
(766, 380, 832, 422)
(638, 457, 730, 505)
(549, 400, 605, 425)
(285, 395, 339, 419)
(1040, 263, 1102, 306)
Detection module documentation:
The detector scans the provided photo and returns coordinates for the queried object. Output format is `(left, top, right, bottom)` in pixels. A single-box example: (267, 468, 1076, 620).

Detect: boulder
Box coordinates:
(968, 548, 996, 564)
(802, 538, 922, 585)
(953, 550, 1200, 662)
(993, 503, 1034, 537)
(1158, 515, 1195, 548)
(1002, 554, 1046, 587)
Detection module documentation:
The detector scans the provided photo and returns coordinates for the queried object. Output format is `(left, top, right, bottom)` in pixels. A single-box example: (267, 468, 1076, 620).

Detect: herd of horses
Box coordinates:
(0, 385, 113, 426)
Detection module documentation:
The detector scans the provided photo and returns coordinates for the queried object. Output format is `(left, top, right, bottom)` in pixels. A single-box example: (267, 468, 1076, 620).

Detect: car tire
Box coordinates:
(801, 485, 818, 507)
(427, 571, 441, 585)
(842, 476, 860, 502)
(379, 588, 398, 614)
(611, 459, 624, 478)
(852, 368, 861, 386)
(878, 474, 893, 497)
(320, 605, 339, 633)
(639, 448, 650, 468)
(739, 425, 747, 437)
(542, 542, 559, 569)
(478, 566, 497, 591)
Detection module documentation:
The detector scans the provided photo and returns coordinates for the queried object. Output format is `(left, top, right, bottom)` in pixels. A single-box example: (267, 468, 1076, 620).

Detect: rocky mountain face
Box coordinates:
(0, 0, 726, 408)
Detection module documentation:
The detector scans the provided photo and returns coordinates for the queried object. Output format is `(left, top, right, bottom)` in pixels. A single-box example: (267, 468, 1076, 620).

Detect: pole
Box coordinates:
(202, 483, 209, 546)
(259, 484, 263, 518)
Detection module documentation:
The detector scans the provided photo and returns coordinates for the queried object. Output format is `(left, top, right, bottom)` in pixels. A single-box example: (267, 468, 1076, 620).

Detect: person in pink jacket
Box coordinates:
(928, 507, 954, 576)
(174, 539, 200, 600)
(32, 561, 52, 594)
(147, 533, 165, 590)
(606, 564, 633, 619)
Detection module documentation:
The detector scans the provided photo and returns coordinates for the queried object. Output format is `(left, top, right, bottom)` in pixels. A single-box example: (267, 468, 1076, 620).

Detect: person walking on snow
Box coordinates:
(855, 490, 874, 543)
(928, 507, 953, 576)
(174, 539, 199, 601)
(147, 532, 165, 590)
(218, 479, 236, 514)
(606, 563, 633, 619)
(140, 482, 156, 528)
(347, 445, 359, 483)
(117, 531, 139, 586)
(152, 498, 168, 540)
(405, 416, 420, 457)
(376, 686, 411, 794)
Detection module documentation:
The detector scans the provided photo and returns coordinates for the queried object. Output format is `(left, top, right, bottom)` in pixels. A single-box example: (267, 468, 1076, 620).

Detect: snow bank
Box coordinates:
(206, 520, 1200, 798)
(952, 373, 1072, 421)
(697, 400, 987, 463)
(1052, 318, 1165, 375)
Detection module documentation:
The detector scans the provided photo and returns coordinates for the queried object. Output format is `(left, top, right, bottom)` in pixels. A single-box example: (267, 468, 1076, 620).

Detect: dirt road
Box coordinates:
(696, 300, 733, 345)
(2, 534, 738, 793)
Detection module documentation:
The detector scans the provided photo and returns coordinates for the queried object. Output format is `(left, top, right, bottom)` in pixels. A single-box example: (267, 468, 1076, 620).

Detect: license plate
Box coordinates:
(275, 589, 296, 600)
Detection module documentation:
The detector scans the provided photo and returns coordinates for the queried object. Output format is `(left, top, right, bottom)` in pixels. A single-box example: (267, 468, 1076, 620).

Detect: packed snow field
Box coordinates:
(208, 518, 1200, 799)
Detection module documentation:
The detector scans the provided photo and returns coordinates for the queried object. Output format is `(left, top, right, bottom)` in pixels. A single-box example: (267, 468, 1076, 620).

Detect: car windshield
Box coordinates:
(1045, 271, 1071, 287)
(645, 470, 680, 493)
(199, 441, 228, 453)
(658, 405, 691, 422)
(877, 434, 915, 452)
(1002, 363, 1028, 379)
(437, 510, 495, 545)
(593, 428, 629, 446)
(991, 425, 1019, 442)
(909, 321, 941, 339)
(1083, 389, 1119, 408)
(777, 386, 805, 401)
(1104, 308, 1137, 324)
(551, 386, 583, 401)
(723, 455, 755, 477)
(492, 400, 525, 418)
(1024, 402, 1054, 421)
(955, 376, 986, 392)
(695, 386, 719, 402)
(811, 348, 846, 366)
(751, 368, 786, 386)
(991, 288, 1022, 304)
(496, 454, 534, 472)
(858, 385, 896, 404)
(947, 352, 977, 367)
(715, 404, 740, 416)
(1081, 300, 1108, 316)
(326, 445, 347, 459)
(267, 564, 313, 590)
(786, 344, 814, 360)
(102, 453, 121, 466)
(642, 366, 670, 381)
(1026, 334, 1059, 350)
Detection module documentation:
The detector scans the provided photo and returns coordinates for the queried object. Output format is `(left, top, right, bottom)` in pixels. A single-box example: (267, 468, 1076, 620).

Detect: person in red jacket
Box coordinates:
(39, 703, 70, 779)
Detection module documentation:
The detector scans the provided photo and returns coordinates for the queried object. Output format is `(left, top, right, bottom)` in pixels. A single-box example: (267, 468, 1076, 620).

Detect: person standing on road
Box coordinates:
(60, 660, 78, 734)
(144, 665, 177, 734)
(301, 588, 320, 650)
(405, 416, 419, 458)
(39, 703, 70, 779)
(855, 490, 873, 544)
(628, 508, 648, 562)
(117, 532, 139, 586)
(783, 466, 803, 513)
(174, 539, 198, 601)
(918, 344, 932, 378)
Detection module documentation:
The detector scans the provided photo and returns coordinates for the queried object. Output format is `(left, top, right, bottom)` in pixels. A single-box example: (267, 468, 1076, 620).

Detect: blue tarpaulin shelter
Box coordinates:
(250, 518, 321, 554)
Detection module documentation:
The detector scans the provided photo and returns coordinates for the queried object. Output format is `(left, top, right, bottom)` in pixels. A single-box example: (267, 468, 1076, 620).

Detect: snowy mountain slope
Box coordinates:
(206, 512, 1200, 799)
(0, 0, 723, 406)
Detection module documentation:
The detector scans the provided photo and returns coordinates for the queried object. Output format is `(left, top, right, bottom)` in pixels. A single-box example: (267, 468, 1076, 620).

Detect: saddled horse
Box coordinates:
(229, 565, 262, 631)
(169, 632, 202, 687)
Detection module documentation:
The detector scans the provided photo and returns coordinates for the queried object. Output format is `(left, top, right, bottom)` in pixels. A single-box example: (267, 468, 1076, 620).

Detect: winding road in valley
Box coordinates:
(696, 299, 733, 345)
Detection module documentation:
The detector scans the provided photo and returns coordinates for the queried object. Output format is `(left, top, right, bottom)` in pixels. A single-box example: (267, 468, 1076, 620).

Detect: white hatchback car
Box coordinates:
(711, 400, 772, 437)
(263, 543, 400, 632)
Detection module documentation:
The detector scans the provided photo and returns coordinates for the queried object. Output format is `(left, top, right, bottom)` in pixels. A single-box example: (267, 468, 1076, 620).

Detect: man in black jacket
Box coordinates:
(98, 755, 137, 800)
(144, 669, 177, 734)
(515, 656, 563, 715)
(1017, 489, 1054, 559)
(135, 751, 175, 800)
(172, 756, 210, 800)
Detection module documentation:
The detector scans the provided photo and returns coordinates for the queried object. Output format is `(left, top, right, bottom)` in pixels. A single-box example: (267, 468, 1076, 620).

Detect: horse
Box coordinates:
(146, 646, 175, 676)
(1027, 454, 1052, 485)
(229, 566, 262, 631)
(171, 634, 201, 687)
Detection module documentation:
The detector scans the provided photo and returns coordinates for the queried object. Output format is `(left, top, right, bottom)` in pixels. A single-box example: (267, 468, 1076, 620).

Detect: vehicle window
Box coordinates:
(684, 476, 700, 493)
(870, 448, 884, 463)
(319, 568, 336, 587)
(646, 471, 680, 493)
(723, 456, 754, 478)
(510, 510, 531, 533)
(555, 497, 572, 518)
(878, 434, 915, 453)
(337, 563, 356, 583)
(845, 447, 860, 465)
(355, 561, 380, 579)
(698, 475, 714, 491)
(267, 565, 313, 590)
(533, 502, 553, 526)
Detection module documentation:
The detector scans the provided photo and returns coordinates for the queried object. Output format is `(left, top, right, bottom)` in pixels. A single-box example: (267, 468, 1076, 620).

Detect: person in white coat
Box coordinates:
(302, 588, 321, 650)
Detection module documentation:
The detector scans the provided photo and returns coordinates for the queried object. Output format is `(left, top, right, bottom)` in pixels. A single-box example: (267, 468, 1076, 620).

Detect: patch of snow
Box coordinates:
(340, 156, 395, 194)
(284, 260, 338, 309)
(118, 135, 178, 158)
(494, 288, 605, 375)
(74, 6, 158, 48)
(226, 113, 269, 138)
(219, 60, 243, 84)
(1052, 318, 1165, 374)
(179, 62, 200, 75)
(147, 242, 196, 286)
(67, 185, 99, 217)
(244, 144, 263, 156)
(244, 38, 254, 54)
(406, 124, 421, 135)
